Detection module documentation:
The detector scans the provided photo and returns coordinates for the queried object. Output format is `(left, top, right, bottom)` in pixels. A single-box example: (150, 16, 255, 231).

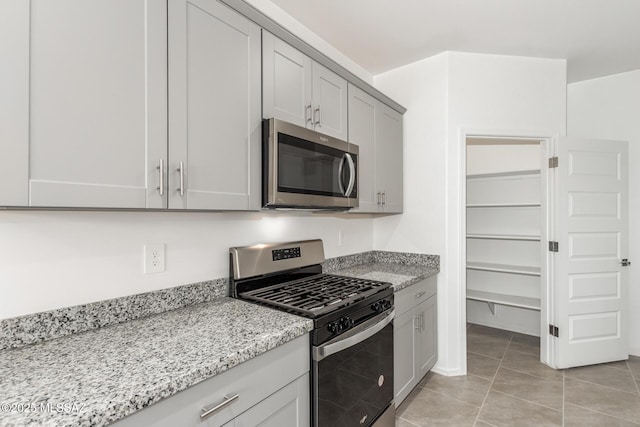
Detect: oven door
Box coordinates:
(312, 310, 394, 427)
(264, 118, 358, 209)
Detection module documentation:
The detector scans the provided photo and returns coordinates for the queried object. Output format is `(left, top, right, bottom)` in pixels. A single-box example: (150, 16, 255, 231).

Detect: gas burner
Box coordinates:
(239, 274, 390, 318)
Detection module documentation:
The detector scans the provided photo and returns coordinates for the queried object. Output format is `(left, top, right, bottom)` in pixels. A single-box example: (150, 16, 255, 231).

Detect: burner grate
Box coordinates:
(239, 274, 390, 317)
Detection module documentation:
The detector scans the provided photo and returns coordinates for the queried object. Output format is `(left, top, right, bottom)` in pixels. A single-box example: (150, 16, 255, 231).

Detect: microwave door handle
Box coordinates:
(344, 153, 355, 197)
(337, 154, 346, 195)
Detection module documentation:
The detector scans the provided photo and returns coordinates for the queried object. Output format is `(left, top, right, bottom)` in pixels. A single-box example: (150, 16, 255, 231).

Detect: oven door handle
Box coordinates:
(313, 310, 394, 362)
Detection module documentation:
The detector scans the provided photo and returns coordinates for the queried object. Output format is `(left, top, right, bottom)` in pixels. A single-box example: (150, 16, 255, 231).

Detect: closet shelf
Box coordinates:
(466, 233, 541, 241)
(466, 203, 541, 208)
(466, 169, 541, 180)
(467, 290, 541, 311)
(466, 261, 541, 276)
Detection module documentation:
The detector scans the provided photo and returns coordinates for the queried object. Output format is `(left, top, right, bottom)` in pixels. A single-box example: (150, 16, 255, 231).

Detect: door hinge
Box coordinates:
(548, 324, 559, 337)
(621, 259, 632, 267)
(549, 241, 559, 252)
(549, 157, 558, 168)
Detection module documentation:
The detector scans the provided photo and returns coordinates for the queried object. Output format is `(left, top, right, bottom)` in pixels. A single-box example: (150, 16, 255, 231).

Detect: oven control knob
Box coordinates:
(382, 300, 392, 310)
(339, 317, 354, 330)
(372, 302, 382, 313)
(327, 322, 340, 334)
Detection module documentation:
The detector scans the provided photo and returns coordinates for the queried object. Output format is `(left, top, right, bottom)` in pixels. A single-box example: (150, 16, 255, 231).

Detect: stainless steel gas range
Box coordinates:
(230, 239, 395, 427)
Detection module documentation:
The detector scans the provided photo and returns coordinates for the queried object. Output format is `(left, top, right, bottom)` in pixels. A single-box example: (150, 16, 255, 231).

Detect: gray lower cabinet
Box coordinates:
(112, 335, 310, 427)
(394, 277, 437, 406)
(0, 0, 167, 208)
(262, 31, 348, 141)
(348, 84, 404, 213)
(168, 0, 261, 210)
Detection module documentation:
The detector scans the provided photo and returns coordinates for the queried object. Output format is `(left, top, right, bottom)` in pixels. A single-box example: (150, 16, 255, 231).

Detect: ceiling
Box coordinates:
(269, 0, 640, 83)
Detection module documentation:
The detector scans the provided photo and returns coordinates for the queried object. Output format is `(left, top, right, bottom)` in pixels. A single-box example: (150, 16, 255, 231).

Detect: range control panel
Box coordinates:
(272, 246, 301, 261)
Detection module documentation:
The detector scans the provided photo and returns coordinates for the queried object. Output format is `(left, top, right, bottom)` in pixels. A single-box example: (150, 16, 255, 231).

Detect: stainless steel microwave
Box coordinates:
(263, 118, 358, 210)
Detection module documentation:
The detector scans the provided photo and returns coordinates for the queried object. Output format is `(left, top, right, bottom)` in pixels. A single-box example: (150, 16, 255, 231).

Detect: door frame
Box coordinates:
(458, 128, 557, 371)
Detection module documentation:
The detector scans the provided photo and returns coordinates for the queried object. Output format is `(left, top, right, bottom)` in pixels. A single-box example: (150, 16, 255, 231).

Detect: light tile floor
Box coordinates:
(396, 324, 640, 426)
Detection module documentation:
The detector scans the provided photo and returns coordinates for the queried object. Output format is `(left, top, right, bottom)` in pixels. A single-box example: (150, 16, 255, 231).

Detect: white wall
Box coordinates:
(567, 70, 640, 356)
(0, 210, 372, 319)
(374, 52, 567, 375)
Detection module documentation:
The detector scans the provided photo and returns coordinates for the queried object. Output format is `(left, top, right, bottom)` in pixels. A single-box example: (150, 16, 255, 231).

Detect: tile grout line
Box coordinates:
(565, 402, 640, 426)
(628, 359, 640, 395)
(564, 374, 640, 396)
(472, 332, 513, 426)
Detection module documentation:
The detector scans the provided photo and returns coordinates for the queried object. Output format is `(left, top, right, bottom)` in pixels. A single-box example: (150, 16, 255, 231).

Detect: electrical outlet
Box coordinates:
(144, 244, 165, 274)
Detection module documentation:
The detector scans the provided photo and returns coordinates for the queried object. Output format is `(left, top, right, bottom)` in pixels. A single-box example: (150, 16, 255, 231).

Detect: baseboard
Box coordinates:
(629, 346, 640, 357)
(431, 363, 465, 377)
(468, 318, 540, 337)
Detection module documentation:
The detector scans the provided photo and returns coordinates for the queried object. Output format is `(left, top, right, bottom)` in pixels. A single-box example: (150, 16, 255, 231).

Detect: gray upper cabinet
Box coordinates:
(168, 0, 261, 210)
(263, 32, 348, 141)
(1, 0, 168, 208)
(348, 84, 404, 213)
(376, 103, 403, 213)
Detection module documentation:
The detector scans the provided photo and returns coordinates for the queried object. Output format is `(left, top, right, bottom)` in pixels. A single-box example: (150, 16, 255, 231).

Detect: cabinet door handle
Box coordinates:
(421, 312, 425, 330)
(156, 158, 165, 196)
(414, 316, 420, 330)
(200, 394, 239, 420)
(382, 192, 386, 206)
(415, 291, 425, 299)
(377, 192, 381, 205)
(177, 161, 185, 197)
(305, 104, 312, 126)
(313, 105, 321, 126)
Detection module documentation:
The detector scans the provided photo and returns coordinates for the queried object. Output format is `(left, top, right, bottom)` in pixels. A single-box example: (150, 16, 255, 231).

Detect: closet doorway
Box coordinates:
(463, 134, 629, 370)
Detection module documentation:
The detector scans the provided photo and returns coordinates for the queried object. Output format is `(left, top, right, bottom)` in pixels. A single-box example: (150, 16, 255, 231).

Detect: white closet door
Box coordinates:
(554, 137, 628, 368)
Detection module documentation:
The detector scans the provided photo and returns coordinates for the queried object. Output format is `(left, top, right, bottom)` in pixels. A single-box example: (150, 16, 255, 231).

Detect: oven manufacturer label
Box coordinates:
(378, 375, 384, 387)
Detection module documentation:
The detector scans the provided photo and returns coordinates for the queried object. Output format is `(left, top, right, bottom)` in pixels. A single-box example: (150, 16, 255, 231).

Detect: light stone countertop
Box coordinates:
(331, 261, 439, 292)
(0, 298, 312, 427)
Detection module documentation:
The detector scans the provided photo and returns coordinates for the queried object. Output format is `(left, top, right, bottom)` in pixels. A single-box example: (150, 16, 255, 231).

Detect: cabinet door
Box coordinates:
(19, 0, 167, 208)
(375, 103, 403, 213)
(393, 308, 418, 406)
(169, 0, 261, 210)
(311, 61, 348, 141)
(416, 295, 438, 377)
(262, 32, 313, 128)
(348, 84, 378, 213)
(0, 0, 29, 206)
(233, 373, 310, 427)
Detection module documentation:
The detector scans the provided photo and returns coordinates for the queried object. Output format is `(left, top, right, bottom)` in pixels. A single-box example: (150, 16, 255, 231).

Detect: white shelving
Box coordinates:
(466, 166, 542, 325)
(467, 290, 540, 314)
(466, 261, 540, 277)
(466, 233, 540, 241)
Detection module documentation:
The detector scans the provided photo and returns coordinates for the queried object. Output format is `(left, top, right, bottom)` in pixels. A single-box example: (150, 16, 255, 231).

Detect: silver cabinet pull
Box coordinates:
(415, 291, 426, 299)
(382, 192, 386, 206)
(156, 159, 165, 196)
(305, 104, 312, 126)
(177, 161, 185, 197)
(200, 394, 239, 421)
(377, 192, 381, 205)
(313, 105, 321, 126)
(421, 312, 425, 330)
(414, 315, 420, 330)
